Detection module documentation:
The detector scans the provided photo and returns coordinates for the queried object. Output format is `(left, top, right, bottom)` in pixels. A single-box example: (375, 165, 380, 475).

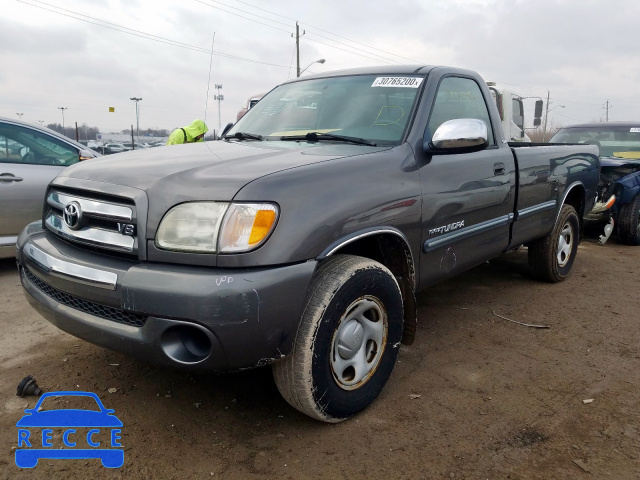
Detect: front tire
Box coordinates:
(273, 255, 403, 423)
(528, 204, 580, 282)
(617, 194, 640, 245)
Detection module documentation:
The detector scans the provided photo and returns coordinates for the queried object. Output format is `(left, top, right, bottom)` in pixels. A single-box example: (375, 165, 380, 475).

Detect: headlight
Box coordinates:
(156, 202, 228, 253)
(156, 202, 278, 254)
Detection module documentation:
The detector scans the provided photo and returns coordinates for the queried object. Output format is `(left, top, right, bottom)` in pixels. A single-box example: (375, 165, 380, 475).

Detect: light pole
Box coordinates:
(299, 58, 326, 77)
(214, 84, 223, 134)
(130, 97, 142, 142)
(16, 113, 24, 120)
(58, 107, 67, 135)
(38, 120, 44, 126)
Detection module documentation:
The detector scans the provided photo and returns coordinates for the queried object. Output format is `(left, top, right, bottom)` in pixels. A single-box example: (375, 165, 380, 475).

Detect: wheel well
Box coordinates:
(563, 185, 585, 220)
(323, 233, 417, 345)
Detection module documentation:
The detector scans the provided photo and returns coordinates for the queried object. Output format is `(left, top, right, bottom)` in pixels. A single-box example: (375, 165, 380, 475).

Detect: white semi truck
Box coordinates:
(488, 83, 543, 142)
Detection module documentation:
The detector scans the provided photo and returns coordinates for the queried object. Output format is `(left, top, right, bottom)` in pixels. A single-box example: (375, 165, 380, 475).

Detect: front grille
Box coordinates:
(23, 267, 147, 328)
(44, 188, 139, 258)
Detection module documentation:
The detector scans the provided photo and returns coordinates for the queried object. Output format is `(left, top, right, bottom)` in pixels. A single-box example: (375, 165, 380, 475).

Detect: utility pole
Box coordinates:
(130, 97, 142, 142)
(214, 84, 223, 133)
(603, 100, 611, 122)
(296, 22, 300, 77)
(293, 21, 306, 77)
(58, 107, 67, 135)
(542, 91, 550, 141)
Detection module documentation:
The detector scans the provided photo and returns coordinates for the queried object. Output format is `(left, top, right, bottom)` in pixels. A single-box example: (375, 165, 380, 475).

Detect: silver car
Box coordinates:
(0, 117, 100, 258)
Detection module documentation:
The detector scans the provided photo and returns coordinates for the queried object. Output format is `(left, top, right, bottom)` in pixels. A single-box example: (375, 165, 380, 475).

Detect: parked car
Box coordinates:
(17, 65, 598, 422)
(98, 143, 127, 155)
(549, 122, 640, 244)
(122, 142, 147, 151)
(0, 116, 100, 258)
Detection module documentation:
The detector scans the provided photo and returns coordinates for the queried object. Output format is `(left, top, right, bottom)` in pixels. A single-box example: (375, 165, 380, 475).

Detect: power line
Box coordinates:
(196, 0, 403, 67)
(234, 0, 297, 22)
(233, 0, 423, 64)
(192, 0, 291, 33)
(193, 0, 401, 65)
(195, 0, 291, 28)
(302, 36, 396, 65)
(17, 0, 291, 68)
(304, 31, 404, 65)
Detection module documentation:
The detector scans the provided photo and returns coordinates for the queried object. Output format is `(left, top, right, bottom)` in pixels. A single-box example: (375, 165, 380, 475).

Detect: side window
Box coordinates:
(427, 76, 495, 146)
(512, 99, 524, 133)
(0, 123, 79, 166)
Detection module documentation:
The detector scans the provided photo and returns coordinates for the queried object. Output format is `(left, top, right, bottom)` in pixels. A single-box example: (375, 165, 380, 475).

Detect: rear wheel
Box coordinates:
(528, 204, 580, 282)
(273, 255, 403, 423)
(617, 194, 640, 245)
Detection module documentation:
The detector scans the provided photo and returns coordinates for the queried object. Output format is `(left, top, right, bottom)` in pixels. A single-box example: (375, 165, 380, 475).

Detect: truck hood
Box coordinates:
(600, 156, 640, 168)
(59, 140, 384, 200)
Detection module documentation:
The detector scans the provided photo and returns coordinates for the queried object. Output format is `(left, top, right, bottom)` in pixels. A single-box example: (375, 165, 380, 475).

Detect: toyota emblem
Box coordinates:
(63, 202, 83, 230)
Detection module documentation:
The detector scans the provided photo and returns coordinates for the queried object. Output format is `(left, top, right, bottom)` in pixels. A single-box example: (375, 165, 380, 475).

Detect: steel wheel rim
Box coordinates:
(330, 296, 388, 391)
(557, 221, 573, 267)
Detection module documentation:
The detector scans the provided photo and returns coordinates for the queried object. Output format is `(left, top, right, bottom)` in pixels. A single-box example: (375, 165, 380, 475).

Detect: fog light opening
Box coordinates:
(161, 325, 213, 364)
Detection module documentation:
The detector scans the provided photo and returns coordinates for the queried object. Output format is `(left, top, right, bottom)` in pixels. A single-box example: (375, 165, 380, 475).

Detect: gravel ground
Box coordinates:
(1, 236, 639, 479)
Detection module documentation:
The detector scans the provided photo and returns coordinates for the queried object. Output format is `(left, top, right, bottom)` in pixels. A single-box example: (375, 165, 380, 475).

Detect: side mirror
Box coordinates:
(220, 123, 234, 139)
(79, 149, 97, 161)
(533, 118, 541, 127)
(424, 118, 489, 154)
(534, 100, 543, 122)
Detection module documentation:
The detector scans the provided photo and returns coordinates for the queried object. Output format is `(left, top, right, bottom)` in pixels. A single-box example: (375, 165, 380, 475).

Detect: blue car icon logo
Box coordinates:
(15, 391, 123, 468)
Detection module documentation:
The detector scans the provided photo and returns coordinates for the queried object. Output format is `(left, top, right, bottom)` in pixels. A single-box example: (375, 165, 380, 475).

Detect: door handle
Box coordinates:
(493, 162, 505, 175)
(0, 173, 23, 183)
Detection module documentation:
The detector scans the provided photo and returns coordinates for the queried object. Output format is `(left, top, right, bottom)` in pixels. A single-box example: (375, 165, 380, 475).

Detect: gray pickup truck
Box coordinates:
(17, 66, 599, 422)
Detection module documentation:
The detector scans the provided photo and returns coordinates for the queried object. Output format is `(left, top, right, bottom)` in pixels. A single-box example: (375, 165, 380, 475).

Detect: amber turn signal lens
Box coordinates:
(249, 210, 277, 245)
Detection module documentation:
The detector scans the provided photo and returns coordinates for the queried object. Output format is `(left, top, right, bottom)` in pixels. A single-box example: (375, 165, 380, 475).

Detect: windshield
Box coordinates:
(550, 126, 640, 158)
(228, 74, 424, 144)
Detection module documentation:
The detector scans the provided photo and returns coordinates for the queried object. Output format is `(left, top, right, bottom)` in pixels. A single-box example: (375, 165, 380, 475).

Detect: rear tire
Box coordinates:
(617, 194, 640, 245)
(528, 204, 580, 282)
(273, 255, 403, 423)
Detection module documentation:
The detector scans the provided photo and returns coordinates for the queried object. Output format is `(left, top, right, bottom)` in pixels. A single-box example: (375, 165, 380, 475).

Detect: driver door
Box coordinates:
(0, 122, 79, 250)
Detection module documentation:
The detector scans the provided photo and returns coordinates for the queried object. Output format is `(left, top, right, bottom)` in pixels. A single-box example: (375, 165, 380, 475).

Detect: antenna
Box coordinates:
(204, 32, 216, 125)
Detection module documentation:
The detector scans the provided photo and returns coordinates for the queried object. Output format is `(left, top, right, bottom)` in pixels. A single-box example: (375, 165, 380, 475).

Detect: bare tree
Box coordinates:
(528, 119, 563, 143)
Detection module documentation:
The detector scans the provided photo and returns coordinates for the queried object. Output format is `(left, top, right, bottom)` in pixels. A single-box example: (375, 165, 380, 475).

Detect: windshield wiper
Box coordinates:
(224, 132, 263, 141)
(280, 132, 377, 146)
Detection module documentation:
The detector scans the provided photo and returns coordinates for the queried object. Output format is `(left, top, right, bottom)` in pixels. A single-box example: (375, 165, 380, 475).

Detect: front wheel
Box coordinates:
(528, 204, 580, 282)
(273, 255, 403, 423)
(617, 194, 640, 245)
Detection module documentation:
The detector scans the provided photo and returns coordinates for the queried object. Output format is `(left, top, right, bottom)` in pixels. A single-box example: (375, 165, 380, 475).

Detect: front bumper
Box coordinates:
(17, 224, 316, 371)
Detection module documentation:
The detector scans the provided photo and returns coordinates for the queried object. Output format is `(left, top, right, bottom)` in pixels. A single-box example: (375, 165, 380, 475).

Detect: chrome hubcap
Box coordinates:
(331, 296, 387, 390)
(557, 221, 573, 267)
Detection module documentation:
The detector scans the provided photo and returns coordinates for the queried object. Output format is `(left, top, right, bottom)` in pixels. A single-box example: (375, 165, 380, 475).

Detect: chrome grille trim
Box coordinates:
(45, 188, 138, 256)
(45, 214, 135, 252)
(24, 243, 117, 290)
(48, 191, 133, 221)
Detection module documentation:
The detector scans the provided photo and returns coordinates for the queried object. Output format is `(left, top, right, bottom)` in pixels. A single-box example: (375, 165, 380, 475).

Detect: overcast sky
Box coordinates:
(2, 0, 638, 136)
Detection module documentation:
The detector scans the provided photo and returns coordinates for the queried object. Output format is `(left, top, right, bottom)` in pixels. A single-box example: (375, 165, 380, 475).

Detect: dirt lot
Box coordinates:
(1, 237, 639, 479)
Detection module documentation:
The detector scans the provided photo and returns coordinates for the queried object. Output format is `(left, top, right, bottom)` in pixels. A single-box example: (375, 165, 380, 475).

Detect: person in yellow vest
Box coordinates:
(166, 119, 208, 145)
